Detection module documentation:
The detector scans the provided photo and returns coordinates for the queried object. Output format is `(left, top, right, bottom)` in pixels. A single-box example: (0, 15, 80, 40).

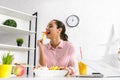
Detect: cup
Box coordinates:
(78, 61, 87, 75)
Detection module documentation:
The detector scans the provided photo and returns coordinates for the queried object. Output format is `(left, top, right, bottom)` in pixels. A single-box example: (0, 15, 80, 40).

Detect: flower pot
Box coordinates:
(17, 43, 22, 46)
(0, 65, 12, 78)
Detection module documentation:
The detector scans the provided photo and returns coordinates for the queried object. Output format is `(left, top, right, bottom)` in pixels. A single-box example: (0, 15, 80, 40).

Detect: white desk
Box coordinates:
(0, 77, 120, 80)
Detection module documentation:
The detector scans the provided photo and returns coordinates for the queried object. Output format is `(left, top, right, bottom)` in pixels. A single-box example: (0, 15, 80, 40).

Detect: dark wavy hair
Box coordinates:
(53, 19, 68, 41)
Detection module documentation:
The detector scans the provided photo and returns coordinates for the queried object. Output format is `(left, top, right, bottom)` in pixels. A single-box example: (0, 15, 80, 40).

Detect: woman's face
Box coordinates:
(46, 20, 61, 39)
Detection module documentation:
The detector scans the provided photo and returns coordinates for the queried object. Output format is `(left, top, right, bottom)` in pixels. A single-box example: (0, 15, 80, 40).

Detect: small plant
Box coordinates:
(3, 19, 17, 27)
(16, 38, 24, 46)
(2, 52, 14, 64)
(0, 52, 14, 78)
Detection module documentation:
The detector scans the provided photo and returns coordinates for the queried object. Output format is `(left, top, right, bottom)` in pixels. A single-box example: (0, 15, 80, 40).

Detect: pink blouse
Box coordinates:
(43, 40, 75, 68)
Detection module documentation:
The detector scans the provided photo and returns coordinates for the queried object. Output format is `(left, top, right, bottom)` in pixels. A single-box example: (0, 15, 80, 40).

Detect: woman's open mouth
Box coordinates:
(47, 32, 50, 34)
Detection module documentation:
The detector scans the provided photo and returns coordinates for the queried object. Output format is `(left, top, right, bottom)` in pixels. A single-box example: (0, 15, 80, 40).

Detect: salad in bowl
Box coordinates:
(33, 66, 68, 77)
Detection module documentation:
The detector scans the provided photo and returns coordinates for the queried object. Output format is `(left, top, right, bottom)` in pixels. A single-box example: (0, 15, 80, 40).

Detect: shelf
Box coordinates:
(12, 64, 33, 68)
(0, 5, 35, 20)
(0, 44, 35, 51)
(0, 24, 36, 35)
(0, 5, 37, 76)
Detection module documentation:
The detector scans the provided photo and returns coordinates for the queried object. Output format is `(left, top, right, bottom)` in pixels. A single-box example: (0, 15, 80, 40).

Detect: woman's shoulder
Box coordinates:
(63, 41, 74, 48)
(63, 41, 75, 54)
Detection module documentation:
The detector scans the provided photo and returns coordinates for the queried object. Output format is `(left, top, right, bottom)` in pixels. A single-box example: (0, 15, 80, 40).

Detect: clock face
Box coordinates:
(66, 15, 79, 27)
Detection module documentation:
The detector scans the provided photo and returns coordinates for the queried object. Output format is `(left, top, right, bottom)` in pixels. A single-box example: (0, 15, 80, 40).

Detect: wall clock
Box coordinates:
(66, 15, 79, 27)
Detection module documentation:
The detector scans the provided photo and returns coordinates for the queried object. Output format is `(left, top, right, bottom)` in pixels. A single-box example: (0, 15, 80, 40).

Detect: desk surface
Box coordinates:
(0, 77, 120, 80)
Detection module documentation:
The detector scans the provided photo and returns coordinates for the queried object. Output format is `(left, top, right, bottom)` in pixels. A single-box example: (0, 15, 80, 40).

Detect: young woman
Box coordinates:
(38, 19, 75, 75)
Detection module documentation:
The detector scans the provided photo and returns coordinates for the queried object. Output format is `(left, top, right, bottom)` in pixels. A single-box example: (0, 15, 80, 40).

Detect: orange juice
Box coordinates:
(78, 61, 87, 75)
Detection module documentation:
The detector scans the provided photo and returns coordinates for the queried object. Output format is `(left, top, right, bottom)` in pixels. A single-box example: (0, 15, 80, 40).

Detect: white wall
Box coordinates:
(0, 0, 120, 71)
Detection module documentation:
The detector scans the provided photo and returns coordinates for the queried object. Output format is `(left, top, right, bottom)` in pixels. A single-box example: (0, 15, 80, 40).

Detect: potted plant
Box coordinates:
(3, 19, 17, 27)
(0, 52, 14, 78)
(16, 38, 24, 46)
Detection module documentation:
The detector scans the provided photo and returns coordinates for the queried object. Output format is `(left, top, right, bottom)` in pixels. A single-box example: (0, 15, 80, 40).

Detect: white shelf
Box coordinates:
(0, 5, 35, 20)
(12, 64, 33, 68)
(0, 24, 35, 35)
(0, 44, 35, 51)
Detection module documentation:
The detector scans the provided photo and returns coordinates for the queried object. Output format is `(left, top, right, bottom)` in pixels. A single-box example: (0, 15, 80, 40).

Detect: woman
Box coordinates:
(38, 19, 75, 75)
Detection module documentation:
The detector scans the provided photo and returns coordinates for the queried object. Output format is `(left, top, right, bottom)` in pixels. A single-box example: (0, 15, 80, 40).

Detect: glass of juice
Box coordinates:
(78, 61, 87, 75)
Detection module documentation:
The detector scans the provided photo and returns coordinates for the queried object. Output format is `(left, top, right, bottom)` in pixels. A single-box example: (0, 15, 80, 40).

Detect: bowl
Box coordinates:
(33, 69, 68, 77)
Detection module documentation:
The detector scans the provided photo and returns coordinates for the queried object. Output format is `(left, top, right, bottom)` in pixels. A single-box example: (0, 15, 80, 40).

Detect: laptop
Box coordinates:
(76, 73, 104, 78)
(79, 59, 120, 78)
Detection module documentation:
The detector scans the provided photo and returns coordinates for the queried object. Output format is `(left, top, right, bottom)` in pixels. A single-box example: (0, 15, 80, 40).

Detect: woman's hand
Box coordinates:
(37, 39, 43, 45)
(63, 67, 75, 76)
(37, 39, 44, 49)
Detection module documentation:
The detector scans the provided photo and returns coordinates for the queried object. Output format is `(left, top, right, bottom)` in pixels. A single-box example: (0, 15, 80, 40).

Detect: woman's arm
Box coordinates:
(38, 39, 46, 66)
(68, 45, 76, 75)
